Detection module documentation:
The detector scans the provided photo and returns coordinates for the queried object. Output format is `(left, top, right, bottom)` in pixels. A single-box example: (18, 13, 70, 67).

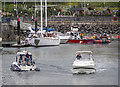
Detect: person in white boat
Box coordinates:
(25, 52, 30, 65)
(76, 53, 82, 60)
(18, 55, 22, 65)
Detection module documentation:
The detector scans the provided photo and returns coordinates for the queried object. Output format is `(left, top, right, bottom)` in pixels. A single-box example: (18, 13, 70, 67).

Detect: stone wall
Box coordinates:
(2, 21, 120, 41)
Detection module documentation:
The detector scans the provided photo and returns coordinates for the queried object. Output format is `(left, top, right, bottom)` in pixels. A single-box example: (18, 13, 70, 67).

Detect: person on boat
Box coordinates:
(70, 31, 73, 39)
(76, 53, 82, 60)
(80, 33, 83, 39)
(18, 55, 22, 65)
(25, 52, 30, 65)
(70, 31, 73, 36)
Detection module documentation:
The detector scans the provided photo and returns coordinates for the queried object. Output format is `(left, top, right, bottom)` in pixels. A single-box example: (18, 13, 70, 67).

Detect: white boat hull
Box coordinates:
(60, 39, 68, 44)
(72, 68, 96, 74)
(29, 37, 60, 46)
(72, 59, 96, 74)
(11, 62, 40, 71)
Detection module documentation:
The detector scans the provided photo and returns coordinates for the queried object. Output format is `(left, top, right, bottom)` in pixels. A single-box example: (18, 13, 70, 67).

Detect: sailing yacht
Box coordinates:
(26, 0, 60, 46)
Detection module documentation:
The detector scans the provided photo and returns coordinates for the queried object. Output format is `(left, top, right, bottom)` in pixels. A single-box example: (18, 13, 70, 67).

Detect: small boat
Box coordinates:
(11, 50, 40, 71)
(94, 38, 111, 44)
(64, 26, 94, 44)
(72, 51, 96, 74)
(93, 34, 111, 44)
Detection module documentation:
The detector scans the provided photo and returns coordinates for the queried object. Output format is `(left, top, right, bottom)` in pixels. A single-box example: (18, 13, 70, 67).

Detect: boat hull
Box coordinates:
(72, 59, 96, 74)
(72, 68, 96, 74)
(11, 62, 40, 71)
(67, 39, 94, 44)
(94, 40, 111, 44)
(29, 37, 60, 46)
(60, 39, 68, 44)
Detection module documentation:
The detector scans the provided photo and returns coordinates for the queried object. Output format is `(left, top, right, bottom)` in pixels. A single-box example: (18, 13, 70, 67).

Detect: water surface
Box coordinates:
(2, 41, 118, 85)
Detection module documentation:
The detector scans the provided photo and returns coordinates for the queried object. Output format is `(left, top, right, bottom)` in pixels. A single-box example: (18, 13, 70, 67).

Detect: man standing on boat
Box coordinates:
(80, 33, 83, 39)
(25, 52, 30, 65)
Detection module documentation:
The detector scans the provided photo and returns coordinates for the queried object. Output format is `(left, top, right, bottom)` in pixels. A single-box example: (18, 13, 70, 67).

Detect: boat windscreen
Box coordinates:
(77, 53, 91, 60)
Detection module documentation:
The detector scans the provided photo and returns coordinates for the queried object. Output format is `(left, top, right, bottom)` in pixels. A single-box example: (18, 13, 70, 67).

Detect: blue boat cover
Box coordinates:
(32, 28, 54, 31)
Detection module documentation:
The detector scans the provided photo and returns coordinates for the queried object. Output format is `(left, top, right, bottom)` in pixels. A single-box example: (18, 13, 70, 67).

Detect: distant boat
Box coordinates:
(62, 26, 94, 44)
(72, 51, 96, 74)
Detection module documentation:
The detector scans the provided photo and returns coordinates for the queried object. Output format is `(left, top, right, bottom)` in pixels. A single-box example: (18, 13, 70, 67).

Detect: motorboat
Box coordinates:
(93, 34, 111, 44)
(72, 51, 96, 74)
(64, 26, 94, 44)
(11, 50, 40, 71)
(93, 38, 111, 44)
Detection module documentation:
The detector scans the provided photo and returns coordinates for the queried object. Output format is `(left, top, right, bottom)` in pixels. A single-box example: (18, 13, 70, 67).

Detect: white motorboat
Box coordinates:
(72, 51, 96, 74)
(11, 50, 40, 71)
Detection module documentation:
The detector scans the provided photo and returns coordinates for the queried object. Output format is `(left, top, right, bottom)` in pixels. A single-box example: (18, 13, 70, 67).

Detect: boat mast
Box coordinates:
(41, 0, 43, 36)
(35, 0, 36, 17)
(16, 0, 17, 17)
(45, 0, 47, 29)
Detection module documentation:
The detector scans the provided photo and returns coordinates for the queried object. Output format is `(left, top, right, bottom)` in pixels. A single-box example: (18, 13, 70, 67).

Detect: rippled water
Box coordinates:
(2, 41, 118, 85)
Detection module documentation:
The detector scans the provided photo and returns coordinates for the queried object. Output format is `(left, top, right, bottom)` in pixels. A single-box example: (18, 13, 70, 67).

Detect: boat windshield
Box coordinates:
(16, 54, 32, 65)
(76, 53, 92, 60)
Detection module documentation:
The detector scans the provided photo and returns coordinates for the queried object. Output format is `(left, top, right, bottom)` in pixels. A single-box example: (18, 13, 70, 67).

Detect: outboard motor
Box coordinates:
(33, 60, 35, 64)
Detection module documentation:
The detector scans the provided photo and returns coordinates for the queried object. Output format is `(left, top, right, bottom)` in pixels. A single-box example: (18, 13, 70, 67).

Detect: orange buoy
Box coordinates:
(108, 40, 111, 43)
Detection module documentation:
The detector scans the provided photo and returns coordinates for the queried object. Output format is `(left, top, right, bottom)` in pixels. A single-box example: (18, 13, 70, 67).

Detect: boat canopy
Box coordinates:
(76, 51, 92, 54)
(43, 28, 55, 31)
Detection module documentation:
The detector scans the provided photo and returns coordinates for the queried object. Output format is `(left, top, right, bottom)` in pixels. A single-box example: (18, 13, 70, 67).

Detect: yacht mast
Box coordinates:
(45, 0, 47, 28)
(41, 0, 43, 35)
(35, 0, 36, 17)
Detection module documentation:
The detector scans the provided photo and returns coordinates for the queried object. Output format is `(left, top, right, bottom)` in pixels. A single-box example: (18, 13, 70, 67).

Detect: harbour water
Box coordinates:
(2, 41, 118, 85)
